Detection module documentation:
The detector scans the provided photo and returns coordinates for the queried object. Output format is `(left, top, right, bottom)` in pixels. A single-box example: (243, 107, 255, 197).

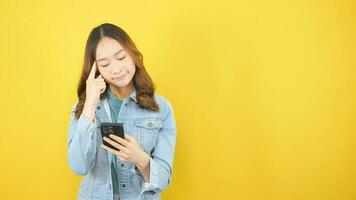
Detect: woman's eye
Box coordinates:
(118, 56, 126, 60)
(101, 64, 109, 67)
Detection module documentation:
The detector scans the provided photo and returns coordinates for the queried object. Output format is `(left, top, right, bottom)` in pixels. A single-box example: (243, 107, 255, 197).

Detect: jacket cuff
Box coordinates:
(77, 114, 98, 155)
(141, 157, 164, 192)
(77, 114, 97, 139)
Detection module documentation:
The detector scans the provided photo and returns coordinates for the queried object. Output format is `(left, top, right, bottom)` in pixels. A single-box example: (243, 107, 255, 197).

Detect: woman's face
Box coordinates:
(95, 37, 136, 88)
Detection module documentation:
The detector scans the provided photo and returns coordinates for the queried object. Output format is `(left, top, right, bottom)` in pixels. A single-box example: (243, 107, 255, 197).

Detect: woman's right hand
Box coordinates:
(82, 62, 106, 121)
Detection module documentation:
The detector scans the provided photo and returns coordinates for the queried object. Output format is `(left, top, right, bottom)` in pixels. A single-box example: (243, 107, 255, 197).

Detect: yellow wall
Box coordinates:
(0, 0, 355, 199)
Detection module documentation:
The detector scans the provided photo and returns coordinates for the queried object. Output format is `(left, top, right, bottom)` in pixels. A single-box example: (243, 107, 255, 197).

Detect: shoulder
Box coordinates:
(154, 94, 174, 115)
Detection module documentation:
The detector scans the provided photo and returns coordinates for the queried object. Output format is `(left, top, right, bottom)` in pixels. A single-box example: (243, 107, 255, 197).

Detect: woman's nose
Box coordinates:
(111, 65, 124, 74)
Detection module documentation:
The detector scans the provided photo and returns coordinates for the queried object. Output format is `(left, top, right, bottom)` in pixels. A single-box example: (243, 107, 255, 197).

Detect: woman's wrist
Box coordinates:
(136, 150, 150, 170)
(82, 102, 96, 121)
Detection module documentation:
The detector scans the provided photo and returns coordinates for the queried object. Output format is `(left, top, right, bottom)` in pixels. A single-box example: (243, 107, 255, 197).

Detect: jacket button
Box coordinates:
(147, 122, 153, 128)
(122, 184, 126, 188)
(97, 106, 101, 110)
(121, 163, 125, 167)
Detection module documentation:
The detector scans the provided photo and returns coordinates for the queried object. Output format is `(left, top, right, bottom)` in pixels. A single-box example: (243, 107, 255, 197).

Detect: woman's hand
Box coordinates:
(101, 134, 151, 181)
(82, 62, 106, 121)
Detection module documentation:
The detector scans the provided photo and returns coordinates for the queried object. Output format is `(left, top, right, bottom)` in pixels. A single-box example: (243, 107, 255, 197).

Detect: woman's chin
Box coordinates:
(110, 79, 132, 88)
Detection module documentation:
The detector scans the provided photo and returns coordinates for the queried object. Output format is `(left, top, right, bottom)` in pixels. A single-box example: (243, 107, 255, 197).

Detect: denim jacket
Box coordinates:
(67, 90, 177, 200)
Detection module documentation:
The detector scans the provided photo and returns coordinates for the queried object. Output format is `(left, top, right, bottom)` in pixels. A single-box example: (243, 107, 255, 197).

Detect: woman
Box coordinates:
(67, 23, 177, 200)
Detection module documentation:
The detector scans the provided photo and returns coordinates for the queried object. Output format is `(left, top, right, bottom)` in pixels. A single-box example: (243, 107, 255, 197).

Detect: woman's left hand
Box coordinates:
(101, 134, 150, 167)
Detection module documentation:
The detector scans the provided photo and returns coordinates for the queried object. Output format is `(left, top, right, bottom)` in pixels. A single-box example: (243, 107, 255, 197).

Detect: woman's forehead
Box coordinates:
(96, 37, 124, 60)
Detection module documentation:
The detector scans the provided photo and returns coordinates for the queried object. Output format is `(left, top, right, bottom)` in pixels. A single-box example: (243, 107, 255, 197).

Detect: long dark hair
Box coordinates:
(75, 23, 159, 119)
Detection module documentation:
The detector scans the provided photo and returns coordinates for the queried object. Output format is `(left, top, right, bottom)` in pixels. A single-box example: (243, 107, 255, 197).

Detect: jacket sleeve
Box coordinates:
(140, 98, 177, 194)
(67, 102, 98, 176)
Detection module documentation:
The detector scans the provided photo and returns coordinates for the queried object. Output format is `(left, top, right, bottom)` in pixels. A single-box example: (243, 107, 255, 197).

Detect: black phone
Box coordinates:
(100, 122, 125, 150)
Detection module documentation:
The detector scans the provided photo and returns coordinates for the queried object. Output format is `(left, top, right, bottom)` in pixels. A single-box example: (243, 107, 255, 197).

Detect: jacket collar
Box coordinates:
(128, 88, 137, 103)
(96, 88, 137, 123)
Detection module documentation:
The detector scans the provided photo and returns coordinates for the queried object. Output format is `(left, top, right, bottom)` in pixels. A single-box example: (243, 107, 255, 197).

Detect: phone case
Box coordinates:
(100, 122, 125, 150)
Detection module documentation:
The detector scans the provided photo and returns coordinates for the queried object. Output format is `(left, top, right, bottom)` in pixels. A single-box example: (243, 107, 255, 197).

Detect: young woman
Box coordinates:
(67, 23, 177, 200)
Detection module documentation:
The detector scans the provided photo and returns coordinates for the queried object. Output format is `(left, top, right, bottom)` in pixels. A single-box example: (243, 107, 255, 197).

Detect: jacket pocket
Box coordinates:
(134, 118, 162, 153)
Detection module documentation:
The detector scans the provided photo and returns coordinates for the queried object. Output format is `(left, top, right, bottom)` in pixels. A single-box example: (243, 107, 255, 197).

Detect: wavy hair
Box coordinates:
(75, 23, 159, 119)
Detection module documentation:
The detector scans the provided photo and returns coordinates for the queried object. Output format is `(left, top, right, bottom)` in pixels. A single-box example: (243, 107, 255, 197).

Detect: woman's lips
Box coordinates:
(112, 73, 126, 81)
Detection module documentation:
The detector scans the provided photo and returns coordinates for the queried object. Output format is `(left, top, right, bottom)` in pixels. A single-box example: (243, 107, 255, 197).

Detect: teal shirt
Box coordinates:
(106, 89, 123, 195)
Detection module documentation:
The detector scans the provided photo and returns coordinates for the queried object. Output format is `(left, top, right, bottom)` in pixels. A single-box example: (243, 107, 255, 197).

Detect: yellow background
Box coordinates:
(0, 0, 355, 199)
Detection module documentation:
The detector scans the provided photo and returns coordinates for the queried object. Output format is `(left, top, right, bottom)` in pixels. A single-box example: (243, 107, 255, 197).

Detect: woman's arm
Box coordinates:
(136, 151, 151, 182)
(139, 98, 177, 193)
(67, 103, 98, 176)
(67, 63, 106, 176)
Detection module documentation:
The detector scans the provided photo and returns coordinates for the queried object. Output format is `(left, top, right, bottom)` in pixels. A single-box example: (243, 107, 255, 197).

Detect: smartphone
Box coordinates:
(100, 122, 125, 150)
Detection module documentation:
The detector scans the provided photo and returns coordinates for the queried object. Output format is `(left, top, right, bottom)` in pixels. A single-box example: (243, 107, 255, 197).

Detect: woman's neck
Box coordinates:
(109, 82, 134, 100)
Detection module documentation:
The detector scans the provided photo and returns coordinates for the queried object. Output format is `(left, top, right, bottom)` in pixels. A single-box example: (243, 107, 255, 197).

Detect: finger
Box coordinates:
(109, 134, 130, 147)
(94, 77, 105, 82)
(124, 134, 134, 142)
(100, 87, 106, 94)
(99, 85, 106, 89)
(95, 81, 106, 86)
(101, 144, 128, 160)
(95, 74, 103, 80)
(95, 83, 106, 88)
(96, 82, 106, 87)
(103, 137, 128, 152)
(101, 144, 122, 155)
(99, 85, 106, 92)
(94, 79, 105, 84)
(115, 149, 129, 160)
(88, 62, 97, 79)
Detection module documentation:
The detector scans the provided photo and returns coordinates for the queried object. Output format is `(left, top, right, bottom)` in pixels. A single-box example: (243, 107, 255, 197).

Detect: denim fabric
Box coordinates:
(67, 90, 176, 200)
